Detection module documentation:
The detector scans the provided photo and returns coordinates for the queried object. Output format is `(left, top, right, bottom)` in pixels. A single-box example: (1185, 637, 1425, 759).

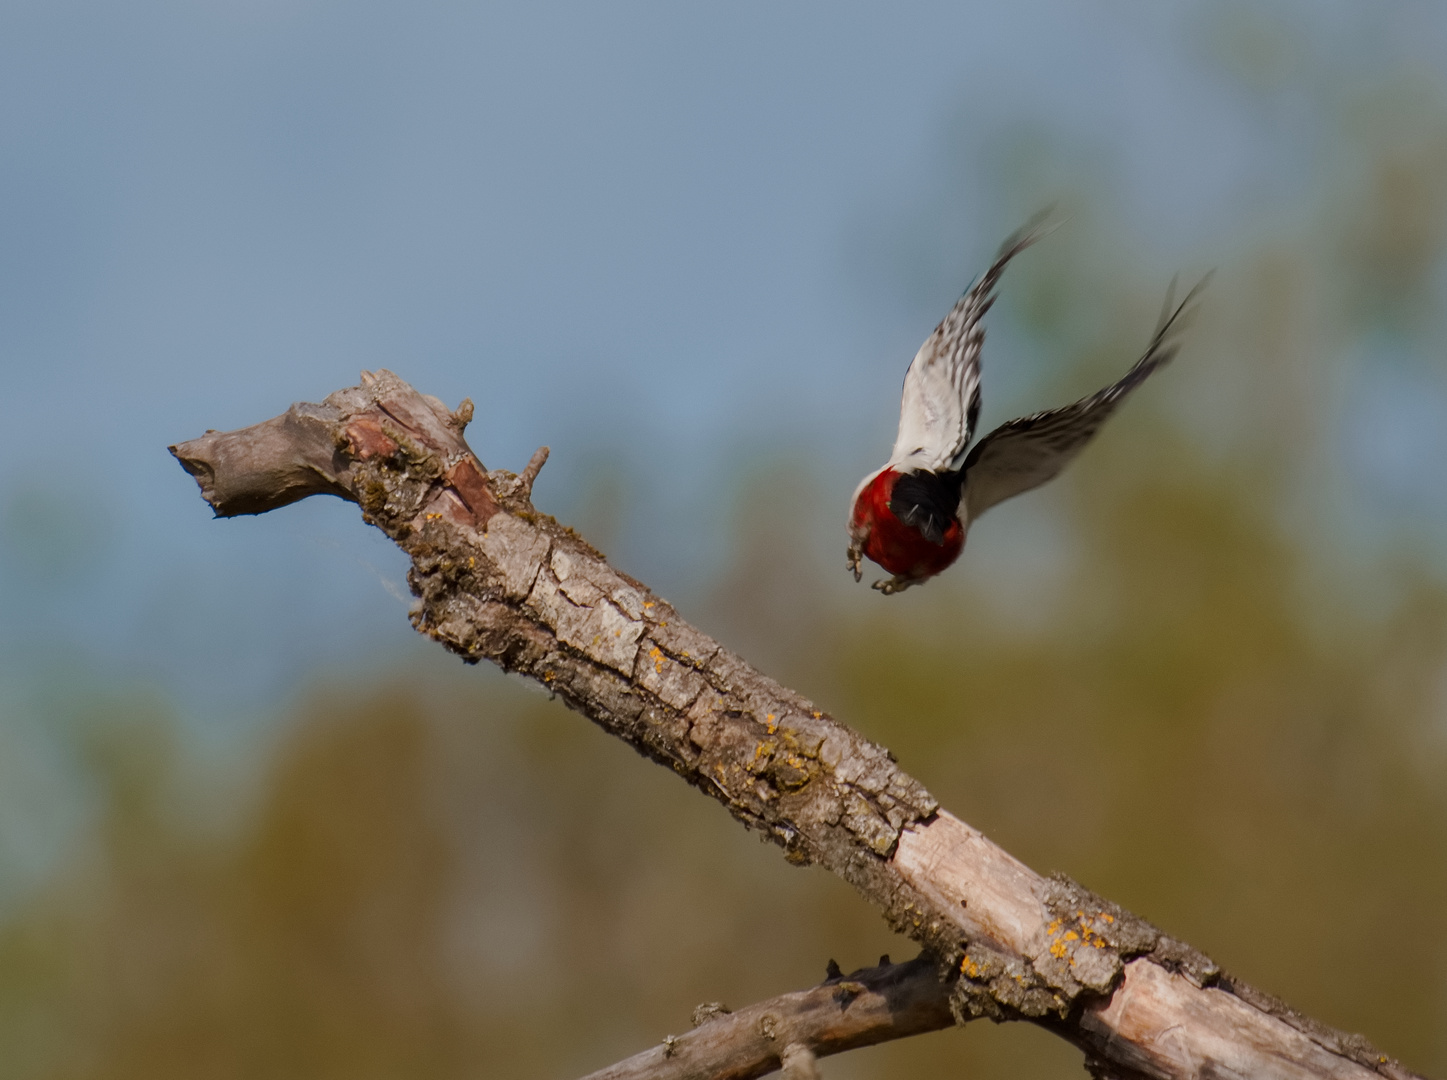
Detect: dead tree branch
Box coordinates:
(170, 371, 1427, 1080)
(579, 956, 952, 1080)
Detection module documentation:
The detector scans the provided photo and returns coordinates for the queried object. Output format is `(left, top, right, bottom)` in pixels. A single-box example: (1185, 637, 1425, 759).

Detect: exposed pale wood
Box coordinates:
(1070, 961, 1395, 1080)
(171, 371, 1429, 1080)
(893, 810, 1049, 955)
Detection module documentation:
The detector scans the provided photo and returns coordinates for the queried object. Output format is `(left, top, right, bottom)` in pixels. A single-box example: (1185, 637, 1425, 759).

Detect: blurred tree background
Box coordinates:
(4, 2, 1447, 1079)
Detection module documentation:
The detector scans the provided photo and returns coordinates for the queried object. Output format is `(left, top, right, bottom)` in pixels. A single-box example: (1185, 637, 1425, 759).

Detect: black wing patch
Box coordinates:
(889, 470, 964, 545)
(960, 274, 1210, 522)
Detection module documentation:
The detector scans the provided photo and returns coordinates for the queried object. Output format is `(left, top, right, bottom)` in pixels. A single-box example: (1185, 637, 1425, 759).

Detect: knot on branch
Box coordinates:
(689, 1001, 731, 1027)
(486, 445, 550, 510)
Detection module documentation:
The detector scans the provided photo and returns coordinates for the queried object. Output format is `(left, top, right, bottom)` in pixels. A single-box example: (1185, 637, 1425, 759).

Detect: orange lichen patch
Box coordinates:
(812, 711, 822, 719)
(765, 713, 777, 734)
(1050, 910, 1121, 958)
(961, 955, 982, 978)
(1073, 911, 1116, 943)
(644, 601, 655, 609)
(648, 646, 665, 674)
(1049, 909, 1122, 962)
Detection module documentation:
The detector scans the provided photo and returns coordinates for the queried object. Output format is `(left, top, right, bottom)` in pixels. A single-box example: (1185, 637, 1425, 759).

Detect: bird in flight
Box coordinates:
(847, 217, 1207, 594)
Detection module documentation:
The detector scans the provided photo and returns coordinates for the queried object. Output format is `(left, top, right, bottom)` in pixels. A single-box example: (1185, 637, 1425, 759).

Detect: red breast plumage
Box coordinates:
(849, 469, 964, 581)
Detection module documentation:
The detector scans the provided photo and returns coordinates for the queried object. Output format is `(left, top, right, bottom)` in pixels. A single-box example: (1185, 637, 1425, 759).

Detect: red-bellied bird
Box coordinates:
(847, 217, 1207, 594)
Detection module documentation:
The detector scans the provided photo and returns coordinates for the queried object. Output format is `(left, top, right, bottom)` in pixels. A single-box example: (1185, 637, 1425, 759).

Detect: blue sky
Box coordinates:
(3, 1, 1447, 898)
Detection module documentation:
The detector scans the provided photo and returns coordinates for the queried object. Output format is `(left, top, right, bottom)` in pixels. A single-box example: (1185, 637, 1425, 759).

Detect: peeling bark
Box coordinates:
(170, 371, 1429, 1080)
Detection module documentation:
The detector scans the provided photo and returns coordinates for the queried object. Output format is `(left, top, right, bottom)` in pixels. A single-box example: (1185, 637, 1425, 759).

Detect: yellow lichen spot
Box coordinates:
(1102, 914, 1114, 924)
(812, 711, 822, 719)
(1049, 940, 1068, 959)
(960, 956, 981, 978)
(644, 601, 654, 609)
(1047, 919, 1062, 935)
(1063, 931, 1078, 941)
(649, 647, 664, 674)
(1093, 939, 1105, 948)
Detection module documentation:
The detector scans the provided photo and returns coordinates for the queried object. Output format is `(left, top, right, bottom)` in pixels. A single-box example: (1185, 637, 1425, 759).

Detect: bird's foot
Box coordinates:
(846, 544, 863, 582)
(871, 575, 918, 595)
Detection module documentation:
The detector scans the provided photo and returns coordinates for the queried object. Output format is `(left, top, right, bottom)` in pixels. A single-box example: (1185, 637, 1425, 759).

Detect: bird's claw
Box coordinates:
(871, 576, 917, 596)
(846, 545, 863, 582)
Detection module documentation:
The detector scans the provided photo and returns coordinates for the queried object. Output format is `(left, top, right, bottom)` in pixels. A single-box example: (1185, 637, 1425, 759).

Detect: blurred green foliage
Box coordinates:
(3, 340, 1447, 1079)
(6, 11, 1447, 1078)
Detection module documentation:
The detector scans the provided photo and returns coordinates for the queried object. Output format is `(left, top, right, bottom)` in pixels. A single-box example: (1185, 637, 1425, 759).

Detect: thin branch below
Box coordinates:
(578, 957, 953, 1080)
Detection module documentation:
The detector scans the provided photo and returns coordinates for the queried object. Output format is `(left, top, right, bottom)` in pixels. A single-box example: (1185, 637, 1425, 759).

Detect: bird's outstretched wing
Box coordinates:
(960, 275, 1210, 522)
(889, 211, 1057, 474)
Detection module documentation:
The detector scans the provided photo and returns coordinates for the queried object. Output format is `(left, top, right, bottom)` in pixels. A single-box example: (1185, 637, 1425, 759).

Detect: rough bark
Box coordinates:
(170, 371, 1429, 1080)
(579, 956, 953, 1080)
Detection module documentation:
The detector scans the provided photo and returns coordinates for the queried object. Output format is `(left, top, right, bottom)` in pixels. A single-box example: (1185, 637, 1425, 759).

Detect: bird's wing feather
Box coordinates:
(960, 274, 1209, 522)
(889, 212, 1056, 473)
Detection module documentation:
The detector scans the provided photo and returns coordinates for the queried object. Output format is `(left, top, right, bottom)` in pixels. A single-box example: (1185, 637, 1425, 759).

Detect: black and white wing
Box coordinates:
(888, 213, 1056, 474)
(960, 275, 1209, 522)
